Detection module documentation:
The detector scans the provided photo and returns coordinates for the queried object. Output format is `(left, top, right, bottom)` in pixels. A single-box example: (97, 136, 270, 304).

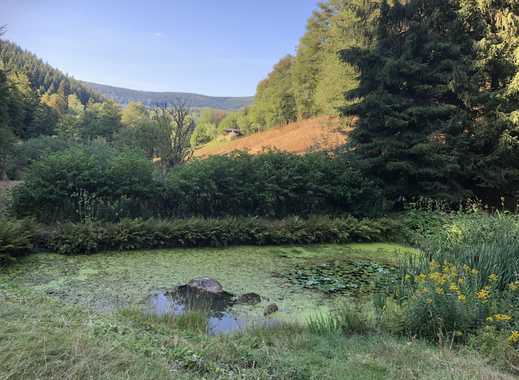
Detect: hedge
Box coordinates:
(1, 216, 401, 257)
(11, 147, 384, 222)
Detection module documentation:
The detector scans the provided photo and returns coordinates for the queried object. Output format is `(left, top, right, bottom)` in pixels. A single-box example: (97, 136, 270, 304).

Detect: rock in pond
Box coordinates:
(264, 303, 279, 316)
(187, 277, 224, 294)
(236, 292, 261, 305)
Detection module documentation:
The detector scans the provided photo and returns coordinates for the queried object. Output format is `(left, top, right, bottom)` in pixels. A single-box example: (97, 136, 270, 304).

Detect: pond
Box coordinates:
(0, 243, 418, 335)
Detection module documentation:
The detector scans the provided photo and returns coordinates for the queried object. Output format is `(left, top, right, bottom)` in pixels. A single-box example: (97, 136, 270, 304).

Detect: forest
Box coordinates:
(2, 1, 519, 379)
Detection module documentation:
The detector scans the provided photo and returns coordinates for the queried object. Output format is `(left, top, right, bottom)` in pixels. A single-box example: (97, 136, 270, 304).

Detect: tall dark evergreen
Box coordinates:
(342, 0, 479, 202)
(456, 0, 519, 204)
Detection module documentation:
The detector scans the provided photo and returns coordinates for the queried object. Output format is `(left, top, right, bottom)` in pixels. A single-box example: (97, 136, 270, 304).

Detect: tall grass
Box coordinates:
(307, 302, 372, 336)
(402, 211, 519, 289)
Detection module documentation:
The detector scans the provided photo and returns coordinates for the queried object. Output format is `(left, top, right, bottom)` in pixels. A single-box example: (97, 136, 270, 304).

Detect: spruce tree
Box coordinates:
(457, 0, 519, 204)
(342, 0, 479, 202)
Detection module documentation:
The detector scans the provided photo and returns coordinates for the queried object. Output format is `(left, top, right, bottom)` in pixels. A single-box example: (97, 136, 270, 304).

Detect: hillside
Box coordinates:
(0, 39, 101, 104)
(194, 116, 348, 157)
(83, 81, 254, 110)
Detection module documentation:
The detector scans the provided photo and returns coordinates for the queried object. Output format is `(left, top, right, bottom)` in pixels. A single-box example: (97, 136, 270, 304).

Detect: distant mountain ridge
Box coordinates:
(82, 81, 254, 110)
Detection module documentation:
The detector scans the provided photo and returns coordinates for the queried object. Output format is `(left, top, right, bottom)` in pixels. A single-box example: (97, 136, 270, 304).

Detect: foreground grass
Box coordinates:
(1, 289, 512, 379)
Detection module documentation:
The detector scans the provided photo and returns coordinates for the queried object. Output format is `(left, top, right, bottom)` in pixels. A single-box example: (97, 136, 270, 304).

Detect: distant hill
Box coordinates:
(194, 116, 348, 157)
(82, 81, 254, 110)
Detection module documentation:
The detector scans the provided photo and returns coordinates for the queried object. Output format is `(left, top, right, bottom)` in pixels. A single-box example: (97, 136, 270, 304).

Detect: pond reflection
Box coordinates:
(147, 286, 276, 335)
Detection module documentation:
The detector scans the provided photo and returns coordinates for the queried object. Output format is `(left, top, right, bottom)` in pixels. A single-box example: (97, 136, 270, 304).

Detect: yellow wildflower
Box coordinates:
(488, 273, 498, 283)
(471, 268, 479, 276)
(435, 287, 445, 295)
(449, 283, 460, 293)
(416, 274, 427, 283)
(476, 288, 490, 301)
(430, 260, 439, 271)
(458, 294, 466, 302)
(444, 264, 457, 278)
(426, 298, 433, 305)
(458, 277, 465, 285)
(508, 282, 519, 291)
(493, 314, 512, 322)
(508, 331, 519, 345)
(486, 316, 494, 322)
(429, 272, 446, 285)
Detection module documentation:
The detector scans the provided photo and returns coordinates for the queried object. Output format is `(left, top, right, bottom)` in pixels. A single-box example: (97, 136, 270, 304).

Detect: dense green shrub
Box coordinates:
(12, 149, 384, 222)
(0, 218, 36, 263)
(5, 136, 70, 179)
(41, 216, 398, 255)
(12, 143, 159, 222)
(165, 151, 383, 218)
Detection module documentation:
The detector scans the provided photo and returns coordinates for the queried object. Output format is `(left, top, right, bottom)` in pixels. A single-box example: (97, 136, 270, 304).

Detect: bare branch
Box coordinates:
(150, 98, 195, 168)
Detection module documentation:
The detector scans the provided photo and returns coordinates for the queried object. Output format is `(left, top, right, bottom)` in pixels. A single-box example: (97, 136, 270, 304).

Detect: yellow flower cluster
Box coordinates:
(486, 314, 512, 323)
(449, 283, 460, 293)
(476, 288, 491, 302)
(509, 331, 519, 346)
(493, 314, 512, 322)
(414, 261, 471, 304)
(430, 272, 447, 286)
(409, 262, 519, 342)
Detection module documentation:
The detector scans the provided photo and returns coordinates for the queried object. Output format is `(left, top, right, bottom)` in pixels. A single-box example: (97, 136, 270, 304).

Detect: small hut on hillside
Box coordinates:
(223, 128, 242, 140)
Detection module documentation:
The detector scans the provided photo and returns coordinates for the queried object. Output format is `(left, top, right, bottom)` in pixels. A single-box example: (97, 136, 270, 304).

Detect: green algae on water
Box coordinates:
(0, 243, 417, 323)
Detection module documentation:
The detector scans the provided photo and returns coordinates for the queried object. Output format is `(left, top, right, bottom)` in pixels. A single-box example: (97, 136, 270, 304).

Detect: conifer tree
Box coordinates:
(457, 0, 519, 202)
(342, 0, 479, 202)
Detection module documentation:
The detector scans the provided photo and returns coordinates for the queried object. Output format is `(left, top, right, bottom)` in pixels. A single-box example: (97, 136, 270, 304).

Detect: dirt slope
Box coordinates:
(194, 116, 348, 157)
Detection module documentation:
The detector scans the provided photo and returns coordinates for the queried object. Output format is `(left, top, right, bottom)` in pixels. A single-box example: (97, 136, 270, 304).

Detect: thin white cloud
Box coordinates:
(153, 32, 164, 38)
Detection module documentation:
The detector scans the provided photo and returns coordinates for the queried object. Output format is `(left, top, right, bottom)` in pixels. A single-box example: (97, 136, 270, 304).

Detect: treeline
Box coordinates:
(0, 39, 101, 104)
(220, 0, 380, 136)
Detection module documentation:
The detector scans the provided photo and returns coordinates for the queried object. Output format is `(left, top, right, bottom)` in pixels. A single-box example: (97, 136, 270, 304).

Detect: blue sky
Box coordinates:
(2, 0, 319, 96)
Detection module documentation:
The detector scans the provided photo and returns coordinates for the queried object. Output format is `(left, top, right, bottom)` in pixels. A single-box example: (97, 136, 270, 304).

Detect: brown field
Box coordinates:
(194, 116, 349, 157)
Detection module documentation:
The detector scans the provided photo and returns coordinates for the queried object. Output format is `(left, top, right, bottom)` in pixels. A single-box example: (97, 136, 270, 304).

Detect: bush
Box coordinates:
(5, 136, 70, 179)
(12, 143, 158, 222)
(40, 216, 397, 255)
(12, 149, 384, 222)
(391, 260, 519, 344)
(0, 218, 36, 263)
(165, 151, 383, 219)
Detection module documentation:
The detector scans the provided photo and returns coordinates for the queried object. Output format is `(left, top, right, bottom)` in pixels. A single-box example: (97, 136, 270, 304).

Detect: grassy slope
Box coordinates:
(0, 244, 511, 379)
(194, 116, 349, 158)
